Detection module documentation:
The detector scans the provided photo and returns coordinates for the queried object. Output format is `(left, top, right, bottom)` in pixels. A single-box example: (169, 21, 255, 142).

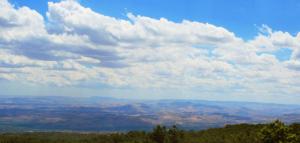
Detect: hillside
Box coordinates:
(0, 96, 300, 132)
(1, 96, 300, 132)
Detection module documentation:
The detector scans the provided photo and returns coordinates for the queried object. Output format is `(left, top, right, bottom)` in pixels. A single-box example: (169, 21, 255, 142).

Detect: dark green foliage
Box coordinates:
(149, 125, 184, 143)
(184, 123, 264, 143)
(150, 125, 167, 143)
(167, 125, 184, 143)
(259, 120, 300, 143)
(259, 120, 289, 143)
(0, 121, 299, 143)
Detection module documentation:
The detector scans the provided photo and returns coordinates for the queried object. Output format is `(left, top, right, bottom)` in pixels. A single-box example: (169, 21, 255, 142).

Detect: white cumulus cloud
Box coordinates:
(0, 0, 300, 98)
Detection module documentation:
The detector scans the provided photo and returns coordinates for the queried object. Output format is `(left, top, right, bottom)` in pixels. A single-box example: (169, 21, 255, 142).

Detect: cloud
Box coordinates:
(0, 0, 300, 98)
(0, 0, 46, 41)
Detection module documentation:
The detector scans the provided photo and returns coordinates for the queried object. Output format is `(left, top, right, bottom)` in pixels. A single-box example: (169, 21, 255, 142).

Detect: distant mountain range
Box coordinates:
(0, 96, 300, 132)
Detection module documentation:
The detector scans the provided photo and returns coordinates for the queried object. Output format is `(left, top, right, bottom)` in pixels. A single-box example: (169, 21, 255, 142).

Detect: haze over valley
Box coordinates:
(1, 96, 299, 132)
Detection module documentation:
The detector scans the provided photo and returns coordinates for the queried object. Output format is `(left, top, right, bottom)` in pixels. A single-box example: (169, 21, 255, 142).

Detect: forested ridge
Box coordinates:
(0, 120, 299, 143)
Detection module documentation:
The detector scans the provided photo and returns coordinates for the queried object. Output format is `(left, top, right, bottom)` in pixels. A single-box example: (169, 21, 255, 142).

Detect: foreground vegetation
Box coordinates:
(0, 120, 299, 143)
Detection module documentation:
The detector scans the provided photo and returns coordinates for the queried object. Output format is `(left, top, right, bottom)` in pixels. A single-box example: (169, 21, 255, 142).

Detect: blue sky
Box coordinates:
(10, 0, 300, 39)
(1, 0, 300, 104)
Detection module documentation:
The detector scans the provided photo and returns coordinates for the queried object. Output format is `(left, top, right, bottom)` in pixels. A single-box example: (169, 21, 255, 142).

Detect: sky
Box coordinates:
(0, 0, 300, 104)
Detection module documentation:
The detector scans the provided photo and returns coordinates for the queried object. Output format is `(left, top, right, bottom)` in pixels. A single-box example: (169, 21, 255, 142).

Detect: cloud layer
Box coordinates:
(0, 0, 300, 98)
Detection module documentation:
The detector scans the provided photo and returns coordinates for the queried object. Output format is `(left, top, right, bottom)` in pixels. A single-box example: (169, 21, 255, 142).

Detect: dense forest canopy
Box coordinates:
(0, 120, 299, 143)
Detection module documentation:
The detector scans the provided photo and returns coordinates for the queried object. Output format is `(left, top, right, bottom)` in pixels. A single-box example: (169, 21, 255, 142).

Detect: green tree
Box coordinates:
(259, 120, 298, 143)
(290, 123, 300, 135)
(167, 125, 184, 143)
(150, 125, 168, 143)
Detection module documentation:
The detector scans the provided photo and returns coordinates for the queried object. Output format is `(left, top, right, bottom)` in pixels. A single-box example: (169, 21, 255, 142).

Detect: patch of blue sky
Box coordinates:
(257, 48, 292, 62)
(273, 48, 292, 61)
